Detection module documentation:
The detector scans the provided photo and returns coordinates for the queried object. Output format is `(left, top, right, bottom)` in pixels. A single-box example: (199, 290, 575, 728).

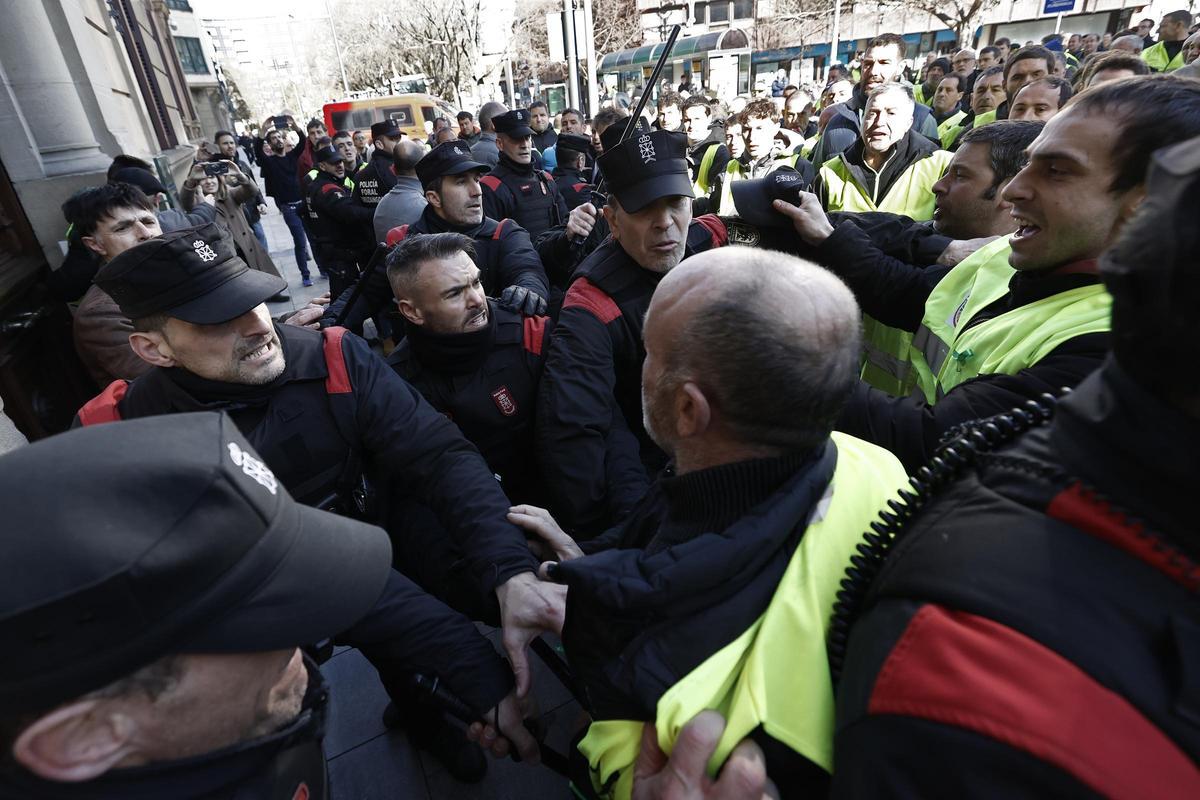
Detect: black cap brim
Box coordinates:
(730, 178, 791, 227)
(443, 161, 492, 178)
(167, 266, 287, 324)
(501, 126, 534, 139)
(181, 498, 392, 653)
(612, 169, 694, 213)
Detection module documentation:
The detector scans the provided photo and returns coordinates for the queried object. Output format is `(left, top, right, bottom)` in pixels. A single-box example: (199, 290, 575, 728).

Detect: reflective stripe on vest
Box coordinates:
(717, 159, 744, 216)
(937, 110, 966, 149)
(910, 236, 1015, 403)
(577, 433, 908, 800)
(692, 143, 720, 195)
(860, 317, 917, 396)
(1142, 41, 1185, 73)
(818, 149, 952, 220)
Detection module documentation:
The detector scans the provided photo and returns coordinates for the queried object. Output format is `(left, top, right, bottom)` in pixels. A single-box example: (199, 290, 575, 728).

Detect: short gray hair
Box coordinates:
(866, 82, 915, 110)
(660, 250, 861, 452)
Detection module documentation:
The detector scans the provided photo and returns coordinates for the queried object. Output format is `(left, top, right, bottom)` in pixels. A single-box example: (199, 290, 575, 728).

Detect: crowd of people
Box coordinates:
(3, 12, 1200, 800)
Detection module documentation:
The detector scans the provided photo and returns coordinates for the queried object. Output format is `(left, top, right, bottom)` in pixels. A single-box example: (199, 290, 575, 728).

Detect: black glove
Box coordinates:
(499, 285, 547, 316)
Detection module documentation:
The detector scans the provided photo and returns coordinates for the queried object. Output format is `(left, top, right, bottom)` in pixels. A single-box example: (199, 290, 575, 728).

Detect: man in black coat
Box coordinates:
(480, 109, 568, 241)
(323, 140, 550, 333)
(306, 145, 374, 299)
(72, 223, 562, 779)
(536, 129, 727, 537)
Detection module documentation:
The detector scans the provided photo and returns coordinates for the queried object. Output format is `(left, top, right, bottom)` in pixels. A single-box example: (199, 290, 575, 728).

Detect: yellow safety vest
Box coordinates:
(910, 237, 1112, 401)
(973, 109, 998, 129)
(819, 149, 953, 395)
(692, 142, 721, 196)
(1142, 41, 1185, 73)
(307, 168, 355, 192)
(937, 110, 966, 149)
(577, 433, 908, 800)
(800, 134, 820, 161)
(914, 84, 934, 107)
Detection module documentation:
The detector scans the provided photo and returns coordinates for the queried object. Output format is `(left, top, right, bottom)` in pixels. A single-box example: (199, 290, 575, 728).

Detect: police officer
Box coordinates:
(324, 140, 550, 334)
(480, 108, 568, 241)
(306, 144, 375, 300)
(382, 232, 554, 610)
(353, 119, 404, 208)
(72, 223, 565, 772)
(551, 133, 594, 212)
(2, 413, 536, 798)
(537, 129, 728, 537)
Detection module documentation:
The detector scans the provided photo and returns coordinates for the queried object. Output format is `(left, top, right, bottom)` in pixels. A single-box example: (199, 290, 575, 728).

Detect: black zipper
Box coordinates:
(826, 393, 1059, 683)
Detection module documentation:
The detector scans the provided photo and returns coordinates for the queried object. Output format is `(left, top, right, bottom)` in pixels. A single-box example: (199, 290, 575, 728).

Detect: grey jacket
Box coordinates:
(471, 133, 500, 168)
(373, 176, 429, 242)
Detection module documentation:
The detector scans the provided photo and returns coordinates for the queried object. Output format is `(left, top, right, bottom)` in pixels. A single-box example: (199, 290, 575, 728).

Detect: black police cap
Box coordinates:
(415, 140, 491, 189)
(0, 412, 392, 713)
(95, 222, 286, 324)
(730, 166, 815, 227)
(597, 128, 693, 213)
(371, 119, 403, 140)
(494, 108, 533, 139)
(599, 116, 649, 156)
(314, 144, 341, 164)
(556, 133, 591, 157)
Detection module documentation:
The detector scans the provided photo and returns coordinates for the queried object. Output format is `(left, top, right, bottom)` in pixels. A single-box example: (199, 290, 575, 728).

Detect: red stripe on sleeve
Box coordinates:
(561, 278, 620, 324)
(322, 327, 353, 394)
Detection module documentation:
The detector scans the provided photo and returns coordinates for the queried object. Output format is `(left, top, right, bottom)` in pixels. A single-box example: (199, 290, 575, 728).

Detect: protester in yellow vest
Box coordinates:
(915, 57, 950, 108)
(1142, 10, 1193, 72)
(508, 248, 906, 800)
(718, 99, 814, 215)
(815, 82, 952, 395)
(781, 76, 1200, 470)
(931, 73, 967, 148)
(682, 96, 731, 214)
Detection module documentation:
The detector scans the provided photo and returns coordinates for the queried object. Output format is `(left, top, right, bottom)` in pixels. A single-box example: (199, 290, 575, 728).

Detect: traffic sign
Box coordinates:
(1044, 0, 1076, 14)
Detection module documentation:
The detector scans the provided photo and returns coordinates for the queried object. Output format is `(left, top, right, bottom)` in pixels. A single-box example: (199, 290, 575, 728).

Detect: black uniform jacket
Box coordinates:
(388, 301, 552, 507)
(833, 362, 1200, 798)
(352, 149, 399, 208)
(323, 204, 550, 333)
(536, 215, 727, 537)
(306, 170, 374, 263)
(75, 323, 539, 592)
(480, 153, 569, 240)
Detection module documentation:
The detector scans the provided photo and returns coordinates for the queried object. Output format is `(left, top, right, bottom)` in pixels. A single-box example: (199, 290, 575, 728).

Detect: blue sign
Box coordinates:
(1044, 0, 1076, 13)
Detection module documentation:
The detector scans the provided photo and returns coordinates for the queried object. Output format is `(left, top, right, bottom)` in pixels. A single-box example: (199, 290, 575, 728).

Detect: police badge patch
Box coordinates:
(491, 386, 517, 416)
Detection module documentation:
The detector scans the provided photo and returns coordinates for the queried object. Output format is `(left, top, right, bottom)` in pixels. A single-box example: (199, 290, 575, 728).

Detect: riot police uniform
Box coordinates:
(480, 108, 568, 240)
(306, 145, 375, 299)
(537, 131, 729, 537)
(71, 225, 528, 782)
(352, 119, 402, 209)
(324, 141, 550, 333)
(551, 133, 595, 212)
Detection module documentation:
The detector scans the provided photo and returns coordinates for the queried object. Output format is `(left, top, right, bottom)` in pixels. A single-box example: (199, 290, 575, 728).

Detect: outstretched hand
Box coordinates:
(772, 192, 834, 245)
(495, 572, 567, 697)
(632, 711, 775, 800)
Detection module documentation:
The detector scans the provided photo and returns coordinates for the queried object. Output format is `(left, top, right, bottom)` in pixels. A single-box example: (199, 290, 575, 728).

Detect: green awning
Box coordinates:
(599, 32, 725, 72)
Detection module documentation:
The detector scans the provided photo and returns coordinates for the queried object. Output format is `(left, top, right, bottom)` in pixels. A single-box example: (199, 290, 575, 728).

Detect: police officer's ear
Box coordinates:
(129, 325, 179, 369)
(602, 195, 621, 239)
(395, 293, 423, 326)
(12, 699, 141, 782)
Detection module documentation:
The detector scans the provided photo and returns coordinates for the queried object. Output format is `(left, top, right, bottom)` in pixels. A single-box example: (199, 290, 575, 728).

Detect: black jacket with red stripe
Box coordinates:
(480, 153, 568, 241)
(536, 215, 728, 537)
(74, 323, 539, 595)
(387, 301, 551, 507)
(552, 165, 592, 212)
(832, 361, 1200, 798)
(322, 204, 549, 333)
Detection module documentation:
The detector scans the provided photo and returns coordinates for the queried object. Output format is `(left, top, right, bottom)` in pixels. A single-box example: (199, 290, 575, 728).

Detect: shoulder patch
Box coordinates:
(480, 175, 502, 192)
(692, 214, 728, 249)
(386, 224, 410, 247)
(320, 183, 343, 195)
(542, 170, 553, 181)
(572, 182, 589, 193)
(562, 277, 621, 324)
(322, 327, 353, 394)
(523, 315, 549, 356)
(77, 380, 129, 426)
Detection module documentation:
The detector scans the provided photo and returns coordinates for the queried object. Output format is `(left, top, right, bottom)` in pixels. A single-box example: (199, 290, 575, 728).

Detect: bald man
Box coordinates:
(512, 247, 906, 798)
(373, 139, 430, 242)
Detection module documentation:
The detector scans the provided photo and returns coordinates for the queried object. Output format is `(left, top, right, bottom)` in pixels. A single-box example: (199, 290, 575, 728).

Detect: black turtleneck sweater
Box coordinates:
(647, 452, 813, 554)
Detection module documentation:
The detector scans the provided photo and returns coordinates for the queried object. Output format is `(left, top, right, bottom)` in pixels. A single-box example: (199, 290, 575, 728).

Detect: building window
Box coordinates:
(733, 0, 752, 18)
(692, 2, 707, 24)
(165, 0, 193, 10)
(175, 36, 208, 74)
(709, 1, 729, 22)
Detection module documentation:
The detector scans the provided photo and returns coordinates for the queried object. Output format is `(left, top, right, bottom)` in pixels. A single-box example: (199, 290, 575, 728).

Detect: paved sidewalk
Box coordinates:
(250, 188, 582, 798)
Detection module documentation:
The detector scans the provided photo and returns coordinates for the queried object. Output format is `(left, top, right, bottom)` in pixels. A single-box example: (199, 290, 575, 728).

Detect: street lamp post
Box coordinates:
(322, 0, 351, 95)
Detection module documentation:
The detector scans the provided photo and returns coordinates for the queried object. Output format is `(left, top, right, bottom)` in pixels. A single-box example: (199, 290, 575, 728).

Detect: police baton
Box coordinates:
(577, 24, 683, 252)
(331, 242, 389, 329)
(409, 673, 573, 778)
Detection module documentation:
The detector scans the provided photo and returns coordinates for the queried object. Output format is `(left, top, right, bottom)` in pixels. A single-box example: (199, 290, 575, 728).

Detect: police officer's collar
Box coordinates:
(420, 203, 489, 237)
(498, 151, 536, 176)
